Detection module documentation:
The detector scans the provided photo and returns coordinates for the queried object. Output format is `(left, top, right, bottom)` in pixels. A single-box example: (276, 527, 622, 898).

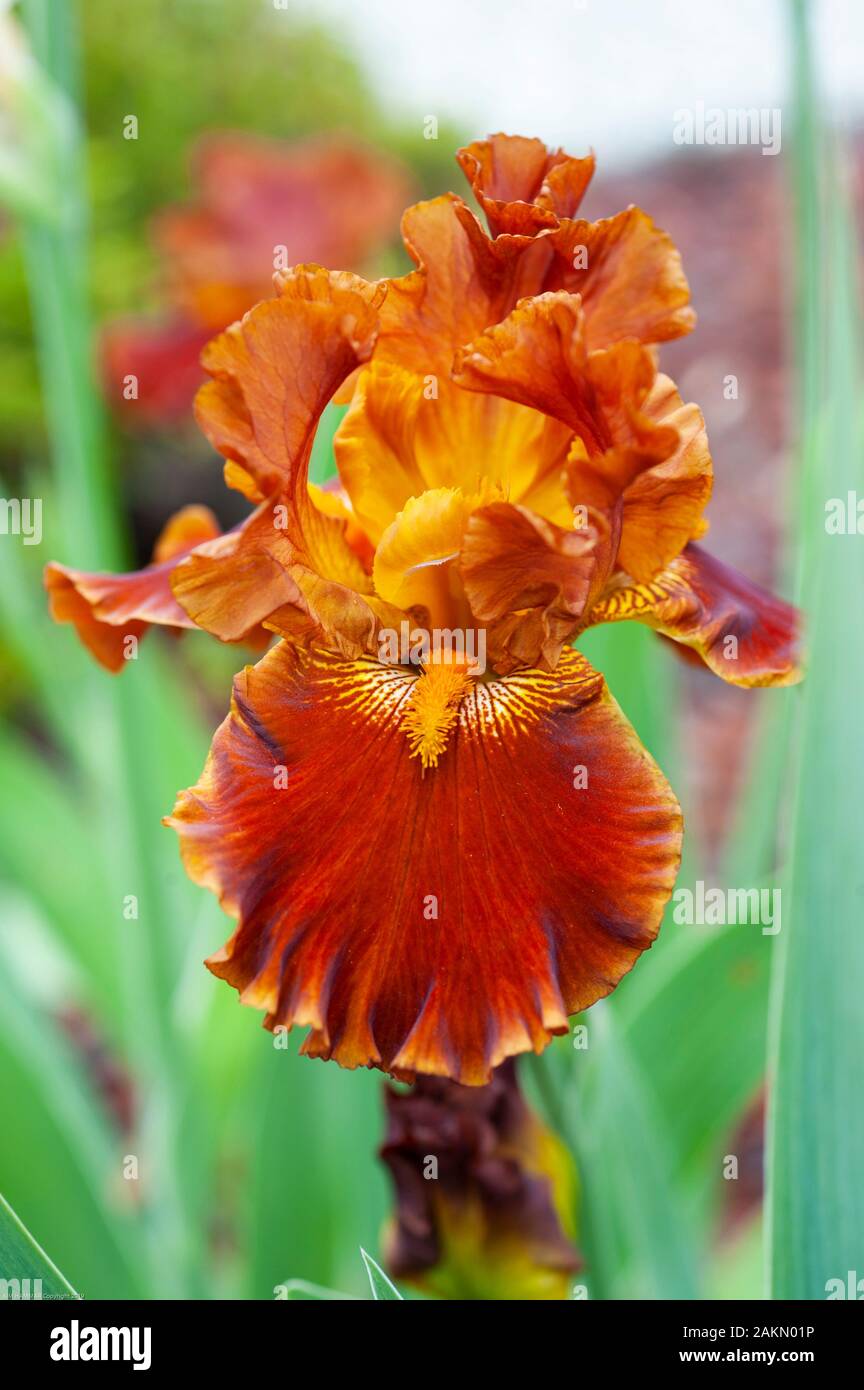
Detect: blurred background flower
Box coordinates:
(100, 132, 411, 425)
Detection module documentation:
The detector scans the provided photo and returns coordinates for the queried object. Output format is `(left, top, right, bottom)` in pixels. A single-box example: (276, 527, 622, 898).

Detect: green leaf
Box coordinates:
(531, 1008, 700, 1300)
(309, 402, 348, 486)
(0, 1191, 79, 1300)
(360, 1248, 403, 1301)
(0, 901, 148, 1298)
(243, 1046, 388, 1300)
(618, 915, 772, 1197)
(767, 0, 864, 1299)
(274, 1279, 356, 1301)
(0, 9, 77, 225)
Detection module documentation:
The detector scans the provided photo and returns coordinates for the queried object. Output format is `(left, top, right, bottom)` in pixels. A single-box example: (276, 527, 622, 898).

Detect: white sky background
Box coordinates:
(292, 0, 863, 166)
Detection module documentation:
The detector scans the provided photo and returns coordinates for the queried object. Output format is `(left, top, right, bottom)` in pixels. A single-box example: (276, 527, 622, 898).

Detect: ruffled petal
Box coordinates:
(167, 642, 682, 1085)
(373, 486, 484, 617)
(544, 208, 696, 349)
(616, 374, 712, 582)
(195, 265, 384, 503)
(454, 294, 703, 589)
(44, 505, 221, 672)
(183, 267, 393, 652)
(460, 501, 604, 673)
(169, 502, 302, 643)
(448, 199, 696, 361)
(589, 543, 802, 687)
(377, 195, 505, 376)
(456, 133, 595, 235)
(170, 491, 379, 651)
(454, 291, 615, 445)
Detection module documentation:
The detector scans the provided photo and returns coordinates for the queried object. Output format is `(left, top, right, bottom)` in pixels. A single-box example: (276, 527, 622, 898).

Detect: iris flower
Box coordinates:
(101, 132, 409, 423)
(46, 134, 800, 1085)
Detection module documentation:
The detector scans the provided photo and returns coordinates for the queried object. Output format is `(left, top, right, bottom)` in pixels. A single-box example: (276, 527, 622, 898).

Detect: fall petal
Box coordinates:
(167, 642, 682, 1086)
(44, 505, 221, 672)
(590, 543, 802, 687)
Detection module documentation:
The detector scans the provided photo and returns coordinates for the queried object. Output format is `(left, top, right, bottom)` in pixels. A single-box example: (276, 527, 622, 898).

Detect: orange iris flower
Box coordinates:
(101, 132, 409, 424)
(46, 134, 801, 1085)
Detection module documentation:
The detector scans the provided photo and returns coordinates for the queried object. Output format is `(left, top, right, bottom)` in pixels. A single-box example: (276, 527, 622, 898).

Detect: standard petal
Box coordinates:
(183, 267, 393, 652)
(454, 291, 619, 445)
(373, 486, 482, 617)
(167, 642, 682, 1086)
(545, 207, 696, 348)
(195, 265, 384, 503)
(453, 293, 714, 591)
(44, 505, 221, 672)
(456, 133, 595, 235)
(377, 195, 507, 375)
(447, 189, 692, 354)
(333, 360, 428, 543)
(589, 543, 802, 687)
(614, 374, 712, 582)
(335, 357, 575, 544)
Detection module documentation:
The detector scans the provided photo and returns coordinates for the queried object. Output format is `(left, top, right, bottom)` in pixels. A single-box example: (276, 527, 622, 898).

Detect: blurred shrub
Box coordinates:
(0, 0, 463, 462)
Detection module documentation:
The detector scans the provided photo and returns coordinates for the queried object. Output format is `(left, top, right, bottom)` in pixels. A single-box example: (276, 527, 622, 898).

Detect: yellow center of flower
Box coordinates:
(401, 658, 472, 770)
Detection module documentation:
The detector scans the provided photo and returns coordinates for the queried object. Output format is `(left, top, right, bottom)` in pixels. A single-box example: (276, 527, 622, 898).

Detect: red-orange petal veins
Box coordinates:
(590, 543, 802, 687)
(167, 641, 682, 1086)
